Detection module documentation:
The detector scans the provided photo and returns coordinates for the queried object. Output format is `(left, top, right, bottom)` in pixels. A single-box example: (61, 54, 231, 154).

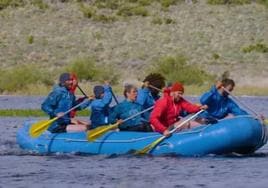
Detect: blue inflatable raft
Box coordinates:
(17, 116, 267, 156)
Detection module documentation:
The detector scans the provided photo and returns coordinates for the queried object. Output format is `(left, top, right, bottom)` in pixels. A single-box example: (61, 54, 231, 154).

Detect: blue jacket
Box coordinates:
(109, 99, 147, 129)
(136, 88, 159, 121)
(41, 85, 88, 132)
(89, 85, 112, 128)
(199, 86, 248, 119)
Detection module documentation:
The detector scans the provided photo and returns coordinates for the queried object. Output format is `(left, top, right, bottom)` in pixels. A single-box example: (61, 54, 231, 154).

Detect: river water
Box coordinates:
(0, 96, 268, 188)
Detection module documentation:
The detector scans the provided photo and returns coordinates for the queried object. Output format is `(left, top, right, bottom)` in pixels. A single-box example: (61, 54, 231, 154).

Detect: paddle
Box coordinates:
(222, 87, 268, 124)
(29, 99, 90, 138)
(135, 109, 205, 155)
(77, 84, 88, 98)
(111, 89, 119, 105)
(87, 106, 154, 141)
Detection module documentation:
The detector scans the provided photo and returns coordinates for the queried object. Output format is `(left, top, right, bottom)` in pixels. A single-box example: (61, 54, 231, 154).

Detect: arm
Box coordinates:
(228, 99, 248, 116)
(181, 99, 201, 114)
(200, 86, 218, 105)
(108, 105, 120, 124)
(150, 99, 167, 133)
(136, 88, 149, 106)
(41, 91, 61, 117)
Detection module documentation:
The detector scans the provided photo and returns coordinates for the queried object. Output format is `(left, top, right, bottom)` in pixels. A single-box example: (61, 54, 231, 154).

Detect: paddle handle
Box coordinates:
(60, 98, 90, 117)
(111, 89, 119, 105)
(222, 87, 259, 117)
(170, 109, 205, 134)
(122, 106, 154, 123)
(77, 84, 88, 98)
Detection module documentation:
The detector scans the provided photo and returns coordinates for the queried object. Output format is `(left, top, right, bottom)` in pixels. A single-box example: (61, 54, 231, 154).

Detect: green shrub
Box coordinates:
(117, 5, 149, 17)
(138, 0, 154, 6)
(149, 55, 215, 85)
(66, 57, 119, 84)
(0, 65, 54, 92)
(93, 0, 122, 10)
(79, 3, 96, 18)
(27, 35, 34, 44)
(164, 17, 175, 24)
(212, 53, 220, 60)
(256, 0, 268, 7)
(0, 0, 24, 10)
(207, 0, 251, 5)
(242, 43, 268, 53)
(160, 0, 180, 7)
(92, 14, 117, 23)
(30, 0, 49, 10)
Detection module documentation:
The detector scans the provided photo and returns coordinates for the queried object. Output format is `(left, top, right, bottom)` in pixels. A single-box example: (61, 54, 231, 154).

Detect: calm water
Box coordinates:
(0, 96, 268, 188)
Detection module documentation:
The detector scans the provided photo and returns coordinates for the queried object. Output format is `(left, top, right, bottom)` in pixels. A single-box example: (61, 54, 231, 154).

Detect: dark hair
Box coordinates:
(221, 78, 235, 87)
(143, 73, 165, 90)
(123, 84, 137, 98)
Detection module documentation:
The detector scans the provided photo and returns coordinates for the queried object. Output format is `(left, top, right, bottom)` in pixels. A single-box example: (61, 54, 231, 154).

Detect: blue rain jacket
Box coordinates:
(41, 85, 88, 132)
(109, 99, 147, 129)
(89, 85, 112, 128)
(199, 86, 248, 119)
(136, 88, 159, 121)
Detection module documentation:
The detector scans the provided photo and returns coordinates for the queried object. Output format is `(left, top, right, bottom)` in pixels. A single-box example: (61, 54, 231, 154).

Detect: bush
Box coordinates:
(27, 35, 34, 44)
(92, 14, 117, 23)
(30, 0, 49, 10)
(66, 57, 119, 84)
(79, 3, 96, 18)
(0, 0, 24, 10)
(0, 65, 53, 92)
(207, 0, 251, 5)
(117, 5, 149, 17)
(242, 43, 268, 53)
(148, 55, 215, 85)
(256, 0, 268, 7)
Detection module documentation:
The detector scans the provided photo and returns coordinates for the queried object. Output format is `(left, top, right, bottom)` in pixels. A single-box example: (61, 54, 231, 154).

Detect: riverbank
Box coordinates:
(0, 0, 267, 94)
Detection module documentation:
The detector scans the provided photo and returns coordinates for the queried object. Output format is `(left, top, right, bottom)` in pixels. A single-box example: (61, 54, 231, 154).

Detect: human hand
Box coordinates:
(163, 129, 171, 137)
(56, 112, 64, 118)
(104, 80, 111, 86)
(216, 81, 223, 89)
(143, 81, 149, 88)
(200, 105, 208, 110)
(116, 119, 123, 125)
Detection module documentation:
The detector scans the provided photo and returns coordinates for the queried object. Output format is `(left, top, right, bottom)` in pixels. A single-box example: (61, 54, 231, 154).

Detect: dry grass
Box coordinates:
(0, 0, 267, 95)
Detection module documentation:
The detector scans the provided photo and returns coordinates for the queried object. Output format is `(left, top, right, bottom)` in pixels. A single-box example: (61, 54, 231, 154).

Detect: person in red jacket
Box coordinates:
(150, 82, 207, 136)
(69, 73, 90, 129)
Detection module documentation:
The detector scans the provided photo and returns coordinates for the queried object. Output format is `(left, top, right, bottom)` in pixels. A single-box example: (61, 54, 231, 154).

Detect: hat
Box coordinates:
(171, 82, 184, 93)
(94, 85, 104, 99)
(59, 73, 71, 84)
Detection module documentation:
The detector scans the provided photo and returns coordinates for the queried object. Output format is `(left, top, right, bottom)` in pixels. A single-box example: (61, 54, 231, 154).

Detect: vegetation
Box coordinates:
(65, 57, 119, 84)
(0, 109, 90, 117)
(148, 55, 215, 86)
(0, 64, 54, 93)
(0, 0, 267, 95)
(207, 0, 251, 5)
(242, 43, 268, 53)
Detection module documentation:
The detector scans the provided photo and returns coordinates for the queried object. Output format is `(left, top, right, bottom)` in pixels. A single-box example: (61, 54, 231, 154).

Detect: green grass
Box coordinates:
(0, 109, 90, 117)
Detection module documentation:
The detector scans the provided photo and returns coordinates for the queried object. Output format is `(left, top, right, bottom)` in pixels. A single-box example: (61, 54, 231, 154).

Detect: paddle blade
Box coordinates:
(135, 136, 165, 155)
(29, 117, 57, 138)
(87, 123, 119, 142)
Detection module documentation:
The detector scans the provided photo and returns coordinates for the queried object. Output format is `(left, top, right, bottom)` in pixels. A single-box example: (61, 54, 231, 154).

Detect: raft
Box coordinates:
(17, 116, 267, 156)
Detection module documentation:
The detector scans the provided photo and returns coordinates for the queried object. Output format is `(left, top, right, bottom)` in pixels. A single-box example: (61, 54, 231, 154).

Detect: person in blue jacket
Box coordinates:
(41, 73, 90, 133)
(198, 78, 248, 123)
(109, 84, 153, 132)
(136, 73, 165, 121)
(88, 82, 113, 129)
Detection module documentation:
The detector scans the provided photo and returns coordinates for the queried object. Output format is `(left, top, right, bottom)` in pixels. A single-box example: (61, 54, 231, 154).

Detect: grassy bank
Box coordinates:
(0, 109, 90, 117)
(0, 0, 267, 95)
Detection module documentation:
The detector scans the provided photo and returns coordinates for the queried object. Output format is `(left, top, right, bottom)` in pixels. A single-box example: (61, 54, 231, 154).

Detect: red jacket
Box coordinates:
(150, 90, 200, 133)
